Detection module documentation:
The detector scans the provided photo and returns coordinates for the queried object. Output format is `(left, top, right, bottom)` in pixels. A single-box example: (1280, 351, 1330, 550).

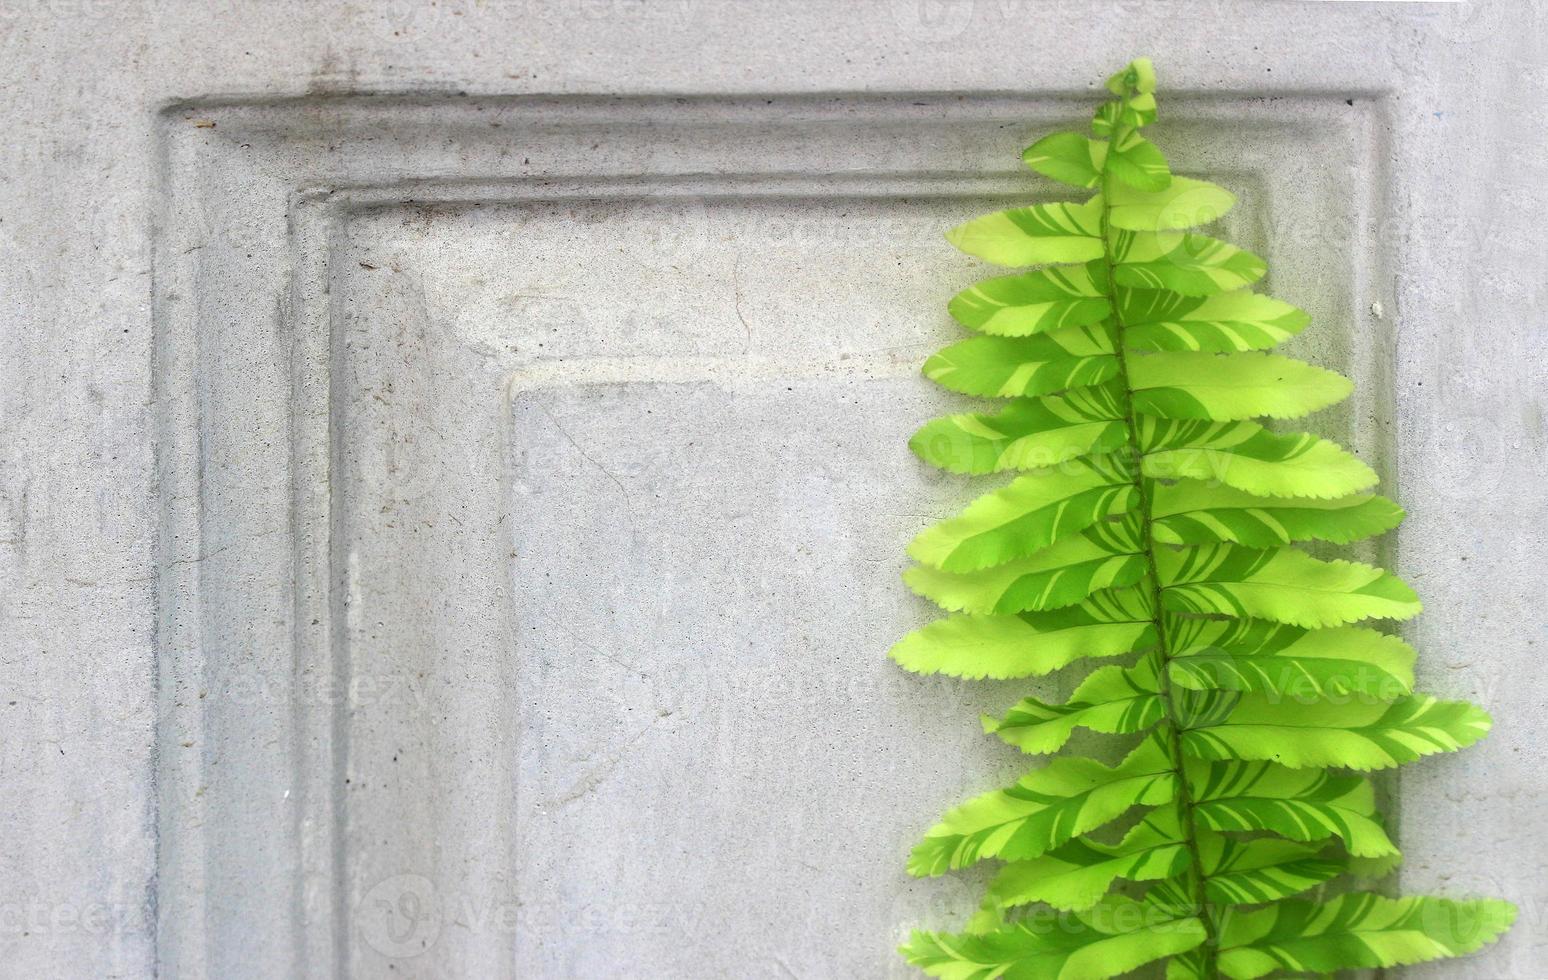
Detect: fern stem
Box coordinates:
(1097, 92, 1220, 976)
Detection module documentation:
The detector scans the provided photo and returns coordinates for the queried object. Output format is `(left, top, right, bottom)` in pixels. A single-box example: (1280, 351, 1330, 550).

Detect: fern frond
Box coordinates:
(1110, 231, 1265, 295)
(894, 57, 1512, 979)
(1022, 132, 1109, 188)
(1107, 176, 1235, 230)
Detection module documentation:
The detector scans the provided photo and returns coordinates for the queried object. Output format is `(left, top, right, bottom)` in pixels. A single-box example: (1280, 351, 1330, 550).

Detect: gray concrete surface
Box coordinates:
(1, 1, 1544, 977)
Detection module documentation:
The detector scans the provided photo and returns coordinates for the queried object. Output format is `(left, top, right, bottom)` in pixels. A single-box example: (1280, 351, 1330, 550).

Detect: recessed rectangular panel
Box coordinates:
(333, 135, 1385, 969)
(159, 92, 1391, 978)
(336, 194, 1035, 976)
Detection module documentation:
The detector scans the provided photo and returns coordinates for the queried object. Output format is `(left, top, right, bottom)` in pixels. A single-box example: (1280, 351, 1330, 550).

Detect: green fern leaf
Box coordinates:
(1022, 132, 1108, 189)
(889, 588, 1157, 680)
(1215, 894, 1516, 978)
(906, 518, 1147, 615)
(908, 734, 1176, 876)
(1093, 89, 1157, 133)
(1128, 352, 1352, 420)
(1198, 834, 1345, 906)
(945, 198, 1104, 266)
(1110, 231, 1265, 295)
(909, 387, 1128, 475)
(986, 810, 1188, 911)
(1165, 619, 1416, 698)
(1106, 58, 1156, 95)
(1189, 759, 1398, 857)
(1107, 176, 1234, 229)
(1156, 545, 1421, 627)
(1140, 420, 1377, 499)
(895, 58, 1510, 979)
(1151, 484, 1403, 547)
(1120, 288, 1309, 353)
(922, 328, 1118, 398)
(909, 456, 1137, 572)
(948, 262, 1112, 337)
(902, 898, 1206, 980)
(1104, 130, 1173, 192)
(985, 653, 1166, 753)
(1181, 694, 1491, 770)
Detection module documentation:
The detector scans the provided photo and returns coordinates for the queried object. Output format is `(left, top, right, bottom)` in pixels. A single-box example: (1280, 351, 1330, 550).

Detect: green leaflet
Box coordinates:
(1094, 91, 1157, 134)
(1128, 352, 1353, 421)
(1105, 131, 1172, 193)
(1188, 759, 1398, 857)
(1022, 132, 1108, 189)
(1182, 695, 1492, 770)
(946, 198, 1104, 267)
(909, 455, 1137, 572)
(1151, 483, 1403, 547)
(949, 263, 1111, 336)
(923, 326, 1118, 398)
(889, 588, 1157, 680)
(1120, 288, 1309, 353)
(1215, 893, 1516, 978)
(897, 58, 1510, 980)
(1197, 834, 1345, 906)
(987, 810, 1188, 911)
(1188, 764, 1399, 854)
(1109, 230, 1266, 296)
(902, 897, 1206, 980)
(1156, 545, 1422, 628)
(1165, 618, 1416, 699)
(907, 734, 1176, 876)
(1140, 421, 1378, 500)
(1207, 858, 1344, 908)
(985, 651, 1165, 754)
(1093, 99, 1156, 136)
(1106, 58, 1156, 96)
(906, 516, 1148, 615)
(909, 386, 1128, 474)
(1107, 176, 1234, 230)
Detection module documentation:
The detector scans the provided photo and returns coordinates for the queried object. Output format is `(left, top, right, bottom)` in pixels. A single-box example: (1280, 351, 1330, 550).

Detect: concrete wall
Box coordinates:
(1, 1, 1543, 977)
